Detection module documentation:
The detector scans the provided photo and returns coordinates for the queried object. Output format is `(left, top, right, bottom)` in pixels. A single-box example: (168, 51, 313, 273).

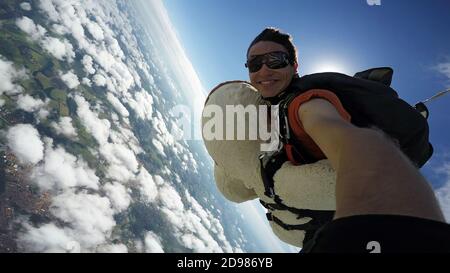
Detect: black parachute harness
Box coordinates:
(257, 67, 449, 246)
(258, 87, 335, 246)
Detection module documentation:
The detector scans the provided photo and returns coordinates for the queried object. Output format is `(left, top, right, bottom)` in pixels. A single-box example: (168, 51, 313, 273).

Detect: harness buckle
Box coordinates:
(266, 212, 274, 221)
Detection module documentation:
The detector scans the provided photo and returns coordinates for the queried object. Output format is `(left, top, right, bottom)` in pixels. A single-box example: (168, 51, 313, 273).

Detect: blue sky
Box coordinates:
(158, 0, 450, 249)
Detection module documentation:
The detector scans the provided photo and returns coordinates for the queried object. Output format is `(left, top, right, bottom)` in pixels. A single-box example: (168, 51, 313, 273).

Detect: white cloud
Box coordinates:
(82, 55, 96, 75)
(434, 161, 450, 222)
(177, 210, 224, 253)
(436, 182, 450, 222)
(108, 127, 142, 154)
(37, 0, 143, 95)
(107, 93, 129, 117)
(159, 208, 184, 234)
(134, 240, 144, 253)
(49, 190, 116, 248)
(184, 190, 233, 252)
(103, 182, 131, 213)
(106, 36, 124, 58)
(144, 231, 164, 253)
(153, 175, 165, 186)
(0, 55, 26, 96)
(18, 222, 74, 253)
(31, 138, 99, 191)
(20, 2, 32, 11)
(43, 36, 75, 62)
(179, 151, 198, 174)
(126, 90, 153, 120)
(435, 61, 450, 81)
(51, 116, 77, 138)
(82, 77, 92, 86)
(85, 20, 104, 41)
(158, 184, 184, 212)
(17, 94, 46, 112)
(16, 16, 75, 63)
(152, 138, 165, 156)
(81, 77, 92, 87)
(106, 164, 135, 182)
(179, 233, 207, 252)
(136, 166, 158, 203)
(16, 16, 74, 62)
(0, 99, 4, 107)
(152, 112, 176, 150)
(97, 244, 128, 253)
(111, 112, 119, 121)
(185, 191, 211, 230)
(157, 184, 228, 252)
(101, 142, 139, 174)
(12, 0, 244, 254)
(38, 0, 59, 22)
(51, 23, 66, 35)
(38, 108, 50, 119)
(74, 94, 110, 145)
(16, 16, 47, 40)
(92, 73, 107, 87)
(42, 0, 85, 43)
(74, 95, 140, 183)
(7, 124, 44, 165)
(131, 0, 206, 130)
(59, 70, 80, 89)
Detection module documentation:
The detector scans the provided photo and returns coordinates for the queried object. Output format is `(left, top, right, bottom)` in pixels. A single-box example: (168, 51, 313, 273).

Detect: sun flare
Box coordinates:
(310, 62, 349, 74)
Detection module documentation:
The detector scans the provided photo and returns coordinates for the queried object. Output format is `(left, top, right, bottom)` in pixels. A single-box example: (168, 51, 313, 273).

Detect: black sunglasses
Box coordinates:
(245, 51, 290, 73)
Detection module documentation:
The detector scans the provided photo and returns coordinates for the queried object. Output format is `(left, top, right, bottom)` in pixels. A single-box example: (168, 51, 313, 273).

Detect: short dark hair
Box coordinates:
(247, 27, 298, 64)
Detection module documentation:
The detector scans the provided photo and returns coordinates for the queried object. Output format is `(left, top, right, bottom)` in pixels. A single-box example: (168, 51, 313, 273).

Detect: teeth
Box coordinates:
(259, 80, 276, 85)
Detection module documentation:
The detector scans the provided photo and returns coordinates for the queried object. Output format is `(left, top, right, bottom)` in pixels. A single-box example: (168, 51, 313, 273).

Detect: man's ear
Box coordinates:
(294, 62, 298, 71)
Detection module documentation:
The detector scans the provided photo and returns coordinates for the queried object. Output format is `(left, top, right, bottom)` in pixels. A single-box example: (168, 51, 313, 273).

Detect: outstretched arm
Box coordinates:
(297, 98, 445, 222)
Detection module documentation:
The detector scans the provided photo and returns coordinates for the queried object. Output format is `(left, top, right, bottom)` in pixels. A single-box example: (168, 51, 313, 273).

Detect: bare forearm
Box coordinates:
(334, 128, 443, 220)
(298, 98, 357, 171)
(299, 99, 445, 221)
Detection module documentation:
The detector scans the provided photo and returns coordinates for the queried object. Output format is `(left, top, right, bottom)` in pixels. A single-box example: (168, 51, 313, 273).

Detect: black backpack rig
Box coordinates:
(258, 67, 447, 246)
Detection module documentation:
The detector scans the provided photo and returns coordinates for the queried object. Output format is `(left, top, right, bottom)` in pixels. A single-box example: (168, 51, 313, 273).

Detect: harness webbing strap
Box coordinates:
(260, 200, 334, 220)
(266, 212, 333, 244)
(258, 95, 335, 245)
(279, 94, 318, 165)
(261, 199, 334, 245)
(259, 150, 287, 198)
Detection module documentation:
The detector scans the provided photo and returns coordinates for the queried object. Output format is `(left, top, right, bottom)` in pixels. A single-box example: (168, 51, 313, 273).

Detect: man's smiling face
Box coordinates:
(247, 41, 296, 98)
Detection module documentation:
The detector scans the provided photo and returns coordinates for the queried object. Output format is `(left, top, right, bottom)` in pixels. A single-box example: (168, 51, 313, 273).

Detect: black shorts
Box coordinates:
(301, 214, 450, 253)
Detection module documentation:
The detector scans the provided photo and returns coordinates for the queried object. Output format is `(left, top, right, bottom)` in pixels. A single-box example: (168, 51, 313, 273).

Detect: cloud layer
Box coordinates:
(16, 16, 75, 62)
(435, 61, 450, 82)
(51, 117, 78, 138)
(8, 0, 242, 254)
(7, 124, 44, 165)
(435, 161, 450, 221)
(0, 55, 26, 96)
